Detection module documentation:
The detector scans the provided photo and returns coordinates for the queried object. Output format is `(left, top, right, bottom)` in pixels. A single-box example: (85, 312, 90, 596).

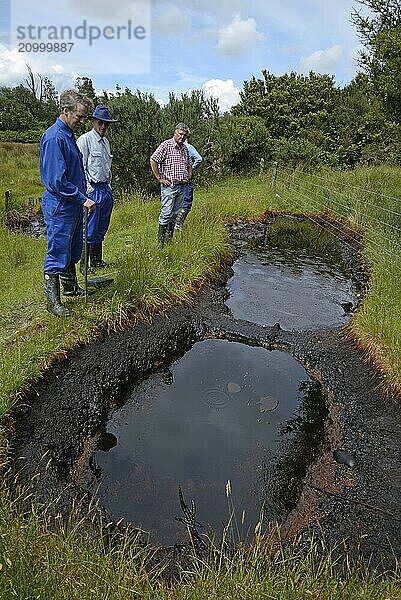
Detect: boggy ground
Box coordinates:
(10, 217, 401, 571)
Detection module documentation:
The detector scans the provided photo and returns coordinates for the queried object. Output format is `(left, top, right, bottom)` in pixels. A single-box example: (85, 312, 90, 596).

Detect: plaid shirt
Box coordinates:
(150, 138, 192, 185)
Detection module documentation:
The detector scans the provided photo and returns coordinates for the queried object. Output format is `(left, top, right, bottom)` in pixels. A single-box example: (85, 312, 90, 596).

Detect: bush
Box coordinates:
(212, 115, 272, 174)
(273, 137, 322, 170)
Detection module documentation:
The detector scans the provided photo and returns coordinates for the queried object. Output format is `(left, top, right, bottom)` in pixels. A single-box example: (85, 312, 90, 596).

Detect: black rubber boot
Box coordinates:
(165, 222, 175, 242)
(60, 263, 95, 297)
(174, 208, 189, 231)
(44, 273, 71, 317)
(157, 224, 168, 248)
(80, 247, 94, 276)
(90, 243, 108, 268)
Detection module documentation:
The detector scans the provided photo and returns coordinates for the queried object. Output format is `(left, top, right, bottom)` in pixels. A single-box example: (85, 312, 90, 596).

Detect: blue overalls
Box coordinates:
(86, 182, 114, 244)
(40, 118, 87, 274)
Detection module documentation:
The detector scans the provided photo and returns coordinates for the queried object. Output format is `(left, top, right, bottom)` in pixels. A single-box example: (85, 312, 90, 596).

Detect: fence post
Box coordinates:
(5, 190, 12, 212)
(271, 162, 278, 188)
(259, 157, 265, 178)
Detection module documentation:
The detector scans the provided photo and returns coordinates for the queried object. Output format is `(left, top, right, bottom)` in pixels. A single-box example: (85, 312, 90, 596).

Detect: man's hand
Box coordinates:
(159, 177, 172, 186)
(84, 198, 96, 213)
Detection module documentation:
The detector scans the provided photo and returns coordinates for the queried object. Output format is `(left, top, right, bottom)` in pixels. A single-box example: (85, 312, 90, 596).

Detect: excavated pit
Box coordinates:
(10, 215, 401, 571)
(94, 339, 327, 546)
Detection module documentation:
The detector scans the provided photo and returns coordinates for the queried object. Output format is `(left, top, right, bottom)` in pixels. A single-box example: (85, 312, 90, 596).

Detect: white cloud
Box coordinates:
(217, 15, 265, 58)
(299, 44, 343, 74)
(0, 43, 75, 88)
(153, 3, 191, 36)
(202, 78, 241, 112)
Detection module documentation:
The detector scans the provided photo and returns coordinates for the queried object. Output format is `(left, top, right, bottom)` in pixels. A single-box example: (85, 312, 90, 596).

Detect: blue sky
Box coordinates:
(0, 0, 367, 111)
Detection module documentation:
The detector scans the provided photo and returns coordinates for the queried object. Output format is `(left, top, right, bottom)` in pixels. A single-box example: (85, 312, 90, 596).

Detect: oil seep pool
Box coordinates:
(226, 220, 357, 330)
(93, 338, 327, 546)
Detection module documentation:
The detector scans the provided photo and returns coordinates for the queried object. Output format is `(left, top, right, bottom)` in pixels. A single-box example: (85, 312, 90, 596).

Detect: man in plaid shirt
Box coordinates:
(150, 123, 193, 247)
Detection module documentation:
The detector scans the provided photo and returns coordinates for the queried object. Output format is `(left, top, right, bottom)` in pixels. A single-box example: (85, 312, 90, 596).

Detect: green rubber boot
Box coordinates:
(44, 273, 71, 317)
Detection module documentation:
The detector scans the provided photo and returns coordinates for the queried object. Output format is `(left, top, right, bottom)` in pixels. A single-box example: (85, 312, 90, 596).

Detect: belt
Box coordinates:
(90, 181, 108, 185)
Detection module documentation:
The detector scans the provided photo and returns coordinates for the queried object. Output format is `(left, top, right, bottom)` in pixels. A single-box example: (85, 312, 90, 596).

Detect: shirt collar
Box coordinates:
(171, 137, 184, 149)
(91, 128, 105, 143)
(56, 117, 74, 137)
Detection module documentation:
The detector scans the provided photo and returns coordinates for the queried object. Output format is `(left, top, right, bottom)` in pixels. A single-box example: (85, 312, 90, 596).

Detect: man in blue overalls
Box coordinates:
(77, 105, 118, 274)
(40, 90, 96, 317)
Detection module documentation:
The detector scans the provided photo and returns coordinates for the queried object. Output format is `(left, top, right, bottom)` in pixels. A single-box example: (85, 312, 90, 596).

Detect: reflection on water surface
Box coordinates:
(95, 339, 326, 546)
(226, 230, 356, 330)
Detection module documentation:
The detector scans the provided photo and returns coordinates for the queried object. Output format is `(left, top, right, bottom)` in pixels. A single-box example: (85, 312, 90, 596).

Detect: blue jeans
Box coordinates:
(42, 193, 83, 274)
(159, 184, 185, 226)
(182, 181, 193, 211)
(86, 183, 114, 244)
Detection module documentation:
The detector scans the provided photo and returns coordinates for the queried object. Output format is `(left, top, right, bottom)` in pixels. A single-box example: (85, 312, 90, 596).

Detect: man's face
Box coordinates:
(93, 118, 110, 137)
(173, 129, 188, 145)
(63, 103, 89, 131)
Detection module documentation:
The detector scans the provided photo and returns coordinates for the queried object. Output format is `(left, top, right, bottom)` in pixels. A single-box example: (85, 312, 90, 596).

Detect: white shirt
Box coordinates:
(76, 128, 113, 194)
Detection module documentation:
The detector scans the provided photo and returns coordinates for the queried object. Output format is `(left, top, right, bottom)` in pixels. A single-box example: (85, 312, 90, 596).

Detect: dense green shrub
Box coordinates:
(0, 85, 57, 133)
(212, 115, 272, 174)
(104, 90, 164, 195)
(273, 137, 322, 170)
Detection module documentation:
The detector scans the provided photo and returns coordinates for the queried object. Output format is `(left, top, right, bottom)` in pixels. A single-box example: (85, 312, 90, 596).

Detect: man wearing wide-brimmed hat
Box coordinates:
(77, 104, 118, 274)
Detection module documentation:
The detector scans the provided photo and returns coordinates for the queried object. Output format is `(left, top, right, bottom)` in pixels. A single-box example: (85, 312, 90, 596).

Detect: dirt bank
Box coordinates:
(10, 217, 401, 570)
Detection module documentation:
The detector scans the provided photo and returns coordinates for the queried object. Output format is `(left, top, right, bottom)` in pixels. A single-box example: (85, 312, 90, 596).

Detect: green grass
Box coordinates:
(1, 145, 401, 598)
(1, 162, 401, 410)
(273, 164, 401, 393)
(0, 142, 43, 212)
(0, 484, 400, 600)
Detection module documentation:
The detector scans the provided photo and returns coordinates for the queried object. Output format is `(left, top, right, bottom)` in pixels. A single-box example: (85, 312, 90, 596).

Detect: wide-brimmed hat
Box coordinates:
(92, 105, 118, 123)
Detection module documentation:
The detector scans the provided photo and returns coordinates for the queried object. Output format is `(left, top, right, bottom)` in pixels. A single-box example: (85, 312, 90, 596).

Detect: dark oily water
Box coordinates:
(95, 339, 326, 546)
(226, 236, 357, 331)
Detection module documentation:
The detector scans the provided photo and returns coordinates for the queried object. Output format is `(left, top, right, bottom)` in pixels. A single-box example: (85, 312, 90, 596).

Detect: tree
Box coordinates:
(232, 70, 336, 141)
(352, 1, 401, 123)
(352, 0, 401, 47)
(369, 27, 401, 120)
(330, 74, 382, 165)
(75, 76, 98, 103)
(23, 64, 57, 104)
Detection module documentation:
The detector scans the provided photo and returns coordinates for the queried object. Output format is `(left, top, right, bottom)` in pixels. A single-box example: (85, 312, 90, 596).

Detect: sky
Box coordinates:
(0, 0, 368, 111)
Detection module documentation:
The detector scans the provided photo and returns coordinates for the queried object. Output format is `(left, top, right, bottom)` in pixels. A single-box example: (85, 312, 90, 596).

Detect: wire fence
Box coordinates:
(273, 164, 401, 262)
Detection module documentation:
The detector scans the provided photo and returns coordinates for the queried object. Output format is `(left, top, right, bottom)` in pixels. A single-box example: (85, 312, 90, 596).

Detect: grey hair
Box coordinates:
(175, 122, 190, 132)
(59, 90, 94, 114)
